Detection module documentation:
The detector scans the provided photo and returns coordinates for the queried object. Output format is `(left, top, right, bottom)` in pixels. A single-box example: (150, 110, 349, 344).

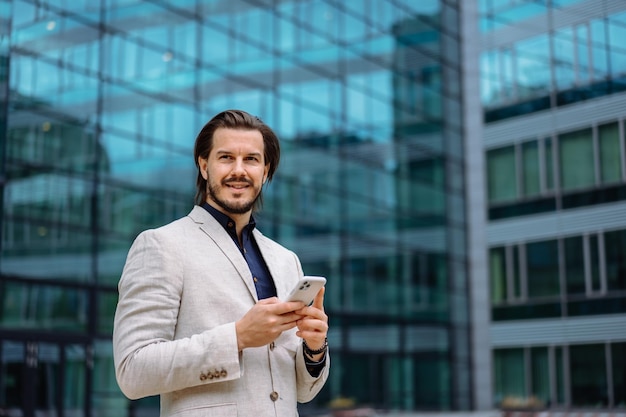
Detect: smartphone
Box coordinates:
(285, 276, 326, 306)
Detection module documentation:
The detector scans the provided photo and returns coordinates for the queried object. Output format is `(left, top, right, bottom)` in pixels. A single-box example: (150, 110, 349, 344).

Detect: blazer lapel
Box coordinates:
(188, 206, 258, 302)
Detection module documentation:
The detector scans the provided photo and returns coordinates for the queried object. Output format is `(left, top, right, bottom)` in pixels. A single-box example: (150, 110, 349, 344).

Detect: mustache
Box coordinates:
(223, 177, 253, 186)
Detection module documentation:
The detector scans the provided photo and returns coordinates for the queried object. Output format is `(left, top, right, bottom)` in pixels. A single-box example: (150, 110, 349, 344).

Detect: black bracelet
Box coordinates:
(303, 337, 328, 356)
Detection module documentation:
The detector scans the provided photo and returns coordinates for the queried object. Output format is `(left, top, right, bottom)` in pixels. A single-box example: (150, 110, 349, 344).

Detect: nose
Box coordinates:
(231, 158, 246, 176)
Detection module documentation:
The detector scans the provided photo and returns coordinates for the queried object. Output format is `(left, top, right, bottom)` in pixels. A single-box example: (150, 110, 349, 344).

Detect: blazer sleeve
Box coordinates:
(112, 229, 242, 399)
(296, 343, 330, 403)
(290, 251, 331, 402)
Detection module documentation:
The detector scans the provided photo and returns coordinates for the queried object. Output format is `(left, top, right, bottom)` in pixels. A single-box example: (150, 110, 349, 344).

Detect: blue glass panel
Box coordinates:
(0, 282, 89, 329)
(590, 19, 609, 80)
(576, 24, 590, 82)
(608, 12, 626, 76)
(515, 35, 551, 99)
(553, 27, 576, 89)
(12, 0, 37, 27)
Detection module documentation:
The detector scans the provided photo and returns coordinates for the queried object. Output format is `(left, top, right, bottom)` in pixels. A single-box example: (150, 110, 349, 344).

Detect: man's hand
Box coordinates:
(295, 287, 328, 361)
(235, 298, 305, 351)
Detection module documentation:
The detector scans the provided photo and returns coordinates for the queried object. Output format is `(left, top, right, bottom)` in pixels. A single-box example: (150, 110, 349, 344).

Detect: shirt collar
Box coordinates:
(200, 202, 256, 234)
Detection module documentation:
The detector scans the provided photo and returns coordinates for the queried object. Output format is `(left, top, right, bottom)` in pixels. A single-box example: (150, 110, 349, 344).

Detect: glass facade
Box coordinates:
(482, 0, 626, 410)
(0, 0, 473, 415)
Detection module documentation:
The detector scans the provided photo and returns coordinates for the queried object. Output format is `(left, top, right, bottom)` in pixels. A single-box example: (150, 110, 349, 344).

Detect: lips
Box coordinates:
(224, 178, 252, 190)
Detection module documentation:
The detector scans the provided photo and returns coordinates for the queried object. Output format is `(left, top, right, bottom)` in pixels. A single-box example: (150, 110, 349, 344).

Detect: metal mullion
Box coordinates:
(506, 245, 514, 302)
(515, 142, 522, 200)
(598, 231, 607, 295)
(617, 119, 626, 182)
(548, 345, 557, 408)
(586, 21, 594, 84)
(519, 243, 527, 301)
(563, 345, 571, 407)
(606, 342, 614, 407)
(524, 347, 531, 401)
(553, 133, 562, 210)
(592, 124, 601, 185)
(539, 137, 547, 195)
(583, 233, 592, 296)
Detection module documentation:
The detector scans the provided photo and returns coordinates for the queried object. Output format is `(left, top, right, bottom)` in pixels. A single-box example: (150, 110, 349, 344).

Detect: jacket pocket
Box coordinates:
(170, 403, 237, 417)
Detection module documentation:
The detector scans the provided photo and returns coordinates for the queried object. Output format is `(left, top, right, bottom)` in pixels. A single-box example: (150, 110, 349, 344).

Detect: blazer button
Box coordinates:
(220, 369, 228, 377)
(213, 370, 221, 379)
(199, 373, 207, 381)
(269, 342, 275, 351)
(270, 391, 279, 402)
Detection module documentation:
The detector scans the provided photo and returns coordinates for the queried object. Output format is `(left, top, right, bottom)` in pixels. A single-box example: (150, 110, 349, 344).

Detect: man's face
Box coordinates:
(199, 127, 269, 216)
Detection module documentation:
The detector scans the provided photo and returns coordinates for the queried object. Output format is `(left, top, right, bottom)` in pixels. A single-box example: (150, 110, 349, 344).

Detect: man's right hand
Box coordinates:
(235, 298, 305, 351)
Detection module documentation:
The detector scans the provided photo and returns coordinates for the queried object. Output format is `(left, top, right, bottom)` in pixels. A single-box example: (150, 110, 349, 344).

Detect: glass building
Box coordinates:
(0, 0, 491, 416)
(481, 0, 626, 410)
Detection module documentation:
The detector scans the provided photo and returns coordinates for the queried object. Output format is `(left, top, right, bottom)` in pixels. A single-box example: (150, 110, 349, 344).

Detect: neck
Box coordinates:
(204, 200, 252, 240)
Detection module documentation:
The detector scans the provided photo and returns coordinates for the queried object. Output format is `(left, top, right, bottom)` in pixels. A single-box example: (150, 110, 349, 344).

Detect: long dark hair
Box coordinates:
(193, 110, 280, 210)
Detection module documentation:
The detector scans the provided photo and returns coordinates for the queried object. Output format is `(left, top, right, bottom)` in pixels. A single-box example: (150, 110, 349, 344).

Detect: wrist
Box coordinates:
(303, 337, 328, 357)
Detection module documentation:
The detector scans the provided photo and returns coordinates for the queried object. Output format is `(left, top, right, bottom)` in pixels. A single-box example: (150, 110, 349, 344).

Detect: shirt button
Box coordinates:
(269, 342, 275, 350)
(253, 277, 258, 283)
(270, 391, 279, 401)
(227, 221, 234, 228)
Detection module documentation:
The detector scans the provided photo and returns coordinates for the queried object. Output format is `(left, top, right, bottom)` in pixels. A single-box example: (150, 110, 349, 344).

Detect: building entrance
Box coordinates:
(0, 339, 89, 417)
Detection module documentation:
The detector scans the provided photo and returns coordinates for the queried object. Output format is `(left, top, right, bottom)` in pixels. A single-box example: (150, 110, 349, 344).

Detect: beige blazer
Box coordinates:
(113, 206, 329, 417)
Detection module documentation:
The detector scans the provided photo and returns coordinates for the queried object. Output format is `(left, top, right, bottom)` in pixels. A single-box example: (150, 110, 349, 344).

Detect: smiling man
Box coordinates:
(113, 110, 329, 417)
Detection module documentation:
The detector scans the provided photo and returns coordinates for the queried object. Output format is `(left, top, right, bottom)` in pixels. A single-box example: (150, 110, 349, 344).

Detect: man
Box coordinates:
(113, 110, 329, 416)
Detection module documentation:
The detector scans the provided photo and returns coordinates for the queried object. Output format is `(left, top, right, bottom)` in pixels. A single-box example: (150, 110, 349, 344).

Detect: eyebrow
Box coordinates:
(214, 150, 263, 157)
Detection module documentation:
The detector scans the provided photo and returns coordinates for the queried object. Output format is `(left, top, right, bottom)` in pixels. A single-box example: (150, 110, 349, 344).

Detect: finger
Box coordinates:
(295, 304, 328, 321)
(297, 317, 328, 333)
(312, 287, 325, 311)
(256, 297, 280, 305)
(273, 300, 306, 314)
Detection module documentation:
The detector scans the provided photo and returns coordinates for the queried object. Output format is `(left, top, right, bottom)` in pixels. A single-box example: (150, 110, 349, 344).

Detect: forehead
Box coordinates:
(211, 127, 264, 153)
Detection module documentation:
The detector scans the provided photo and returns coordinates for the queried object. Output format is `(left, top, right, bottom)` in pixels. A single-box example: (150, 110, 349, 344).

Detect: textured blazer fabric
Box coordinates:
(113, 206, 329, 417)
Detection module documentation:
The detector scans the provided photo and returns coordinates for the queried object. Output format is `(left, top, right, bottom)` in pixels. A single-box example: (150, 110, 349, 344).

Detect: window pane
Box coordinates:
(490, 247, 507, 303)
(590, 19, 609, 80)
(64, 345, 86, 414)
(559, 128, 595, 191)
(530, 347, 550, 406)
(553, 28, 575, 90)
(608, 12, 626, 77)
(512, 247, 522, 299)
(545, 137, 555, 191)
(527, 240, 560, 298)
(598, 122, 622, 184)
(522, 141, 540, 196)
(569, 344, 608, 407)
(605, 229, 626, 291)
(494, 348, 526, 407)
(589, 235, 601, 292)
(564, 236, 585, 294)
(488, 146, 517, 203)
(93, 341, 129, 416)
(555, 347, 565, 404)
(613, 342, 626, 407)
(515, 35, 551, 100)
(576, 24, 590, 82)
(0, 281, 88, 331)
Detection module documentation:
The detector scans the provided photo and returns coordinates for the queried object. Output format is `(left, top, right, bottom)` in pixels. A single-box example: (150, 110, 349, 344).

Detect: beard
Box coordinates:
(207, 176, 261, 215)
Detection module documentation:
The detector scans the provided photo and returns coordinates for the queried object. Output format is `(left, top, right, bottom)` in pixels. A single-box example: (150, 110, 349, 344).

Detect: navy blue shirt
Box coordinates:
(201, 202, 277, 299)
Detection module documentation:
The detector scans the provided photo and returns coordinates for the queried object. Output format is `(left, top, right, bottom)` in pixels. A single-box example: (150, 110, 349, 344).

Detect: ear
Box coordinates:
(263, 164, 270, 184)
(198, 157, 208, 180)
